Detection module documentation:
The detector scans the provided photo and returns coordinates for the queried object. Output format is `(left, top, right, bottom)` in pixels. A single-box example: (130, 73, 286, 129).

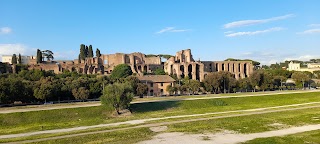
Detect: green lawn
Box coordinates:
(30, 106, 320, 144)
(243, 130, 320, 144)
(1, 91, 320, 135)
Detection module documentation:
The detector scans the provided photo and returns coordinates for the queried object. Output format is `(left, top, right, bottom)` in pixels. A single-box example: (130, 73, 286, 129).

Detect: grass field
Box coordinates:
(1, 91, 320, 135)
(25, 106, 320, 144)
(243, 130, 320, 144)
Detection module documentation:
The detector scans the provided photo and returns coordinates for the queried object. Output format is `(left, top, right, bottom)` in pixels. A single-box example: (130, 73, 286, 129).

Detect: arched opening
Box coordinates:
(150, 90, 154, 96)
(222, 64, 225, 71)
(144, 65, 147, 73)
(244, 63, 248, 77)
(104, 60, 108, 65)
(188, 64, 192, 79)
(233, 63, 235, 72)
(180, 65, 185, 78)
(216, 63, 218, 71)
(196, 64, 200, 80)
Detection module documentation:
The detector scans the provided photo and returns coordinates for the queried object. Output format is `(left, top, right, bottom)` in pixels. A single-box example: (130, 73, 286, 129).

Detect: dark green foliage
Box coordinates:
(78, 54, 81, 63)
(110, 64, 133, 80)
(72, 87, 89, 100)
(18, 53, 22, 64)
(96, 48, 101, 57)
(80, 44, 86, 60)
(203, 71, 237, 93)
(11, 54, 17, 64)
(36, 49, 42, 64)
(88, 45, 94, 57)
(154, 68, 166, 75)
(136, 83, 148, 97)
(100, 83, 134, 114)
(41, 50, 54, 61)
(85, 45, 89, 58)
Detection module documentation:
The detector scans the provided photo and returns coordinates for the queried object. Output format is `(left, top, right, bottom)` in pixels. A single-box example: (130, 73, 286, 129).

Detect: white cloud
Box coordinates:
(156, 27, 191, 34)
(308, 24, 320, 27)
(0, 27, 12, 34)
(284, 55, 320, 62)
(225, 27, 284, 37)
(297, 29, 320, 34)
(0, 44, 36, 61)
(223, 14, 294, 29)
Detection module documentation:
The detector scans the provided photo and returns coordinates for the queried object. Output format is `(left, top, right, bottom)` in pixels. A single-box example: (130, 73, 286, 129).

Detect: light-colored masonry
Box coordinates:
(9, 49, 254, 81)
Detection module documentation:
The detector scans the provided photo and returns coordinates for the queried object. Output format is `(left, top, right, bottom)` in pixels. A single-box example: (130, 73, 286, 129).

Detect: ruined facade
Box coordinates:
(26, 52, 162, 75)
(5, 49, 254, 81)
(165, 49, 254, 81)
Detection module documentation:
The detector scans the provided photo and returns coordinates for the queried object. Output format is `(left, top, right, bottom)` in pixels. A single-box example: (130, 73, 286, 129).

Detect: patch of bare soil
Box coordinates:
(139, 124, 320, 144)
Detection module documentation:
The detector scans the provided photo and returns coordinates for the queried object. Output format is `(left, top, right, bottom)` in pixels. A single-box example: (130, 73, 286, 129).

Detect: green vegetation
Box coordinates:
(36, 128, 154, 144)
(110, 64, 133, 80)
(224, 58, 260, 66)
(244, 130, 320, 144)
(10, 104, 320, 144)
(11, 54, 17, 64)
(1, 92, 320, 135)
(100, 83, 134, 114)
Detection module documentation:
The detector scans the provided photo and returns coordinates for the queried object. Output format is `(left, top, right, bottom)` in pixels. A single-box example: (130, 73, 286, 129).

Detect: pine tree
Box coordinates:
(88, 45, 93, 57)
(96, 48, 101, 57)
(80, 44, 86, 60)
(18, 53, 22, 64)
(12, 54, 17, 64)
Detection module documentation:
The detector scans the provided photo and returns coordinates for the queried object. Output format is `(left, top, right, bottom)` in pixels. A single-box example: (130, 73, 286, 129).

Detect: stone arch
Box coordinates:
(144, 65, 147, 73)
(222, 63, 225, 71)
(244, 63, 248, 77)
(180, 65, 185, 78)
(196, 64, 200, 80)
(188, 64, 192, 79)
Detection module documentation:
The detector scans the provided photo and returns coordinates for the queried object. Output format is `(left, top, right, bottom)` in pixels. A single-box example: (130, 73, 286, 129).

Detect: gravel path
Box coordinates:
(2, 103, 320, 144)
(1, 90, 318, 114)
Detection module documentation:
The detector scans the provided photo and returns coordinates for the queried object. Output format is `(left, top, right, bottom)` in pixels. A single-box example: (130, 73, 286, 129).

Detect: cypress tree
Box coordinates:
(12, 54, 17, 64)
(78, 54, 81, 63)
(80, 44, 86, 60)
(85, 45, 89, 58)
(96, 48, 101, 57)
(18, 53, 22, 64)
(36, 49, 41, 64)
(88, 45, 93, 57)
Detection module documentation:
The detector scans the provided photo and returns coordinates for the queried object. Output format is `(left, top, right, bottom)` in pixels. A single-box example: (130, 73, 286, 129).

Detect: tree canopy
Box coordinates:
(110, 64, 133, 80)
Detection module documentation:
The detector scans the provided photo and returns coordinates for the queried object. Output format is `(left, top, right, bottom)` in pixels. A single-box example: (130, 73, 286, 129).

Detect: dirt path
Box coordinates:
(2, 103, 320, 144)
(139, 124, 320, 144)
(1, 90, 318, 114)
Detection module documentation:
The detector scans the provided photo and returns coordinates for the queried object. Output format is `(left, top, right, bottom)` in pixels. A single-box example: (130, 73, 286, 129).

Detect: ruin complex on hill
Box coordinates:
(6, 49, 254, 81)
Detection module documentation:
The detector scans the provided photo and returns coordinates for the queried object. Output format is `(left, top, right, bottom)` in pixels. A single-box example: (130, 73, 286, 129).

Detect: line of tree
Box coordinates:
(79, 44, 101, 61)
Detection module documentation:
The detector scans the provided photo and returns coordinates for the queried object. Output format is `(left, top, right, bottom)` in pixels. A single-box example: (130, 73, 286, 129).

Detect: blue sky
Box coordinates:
(1, 0, 320, 65)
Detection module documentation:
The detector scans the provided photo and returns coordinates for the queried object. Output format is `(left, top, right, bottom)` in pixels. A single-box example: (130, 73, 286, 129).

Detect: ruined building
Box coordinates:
(165, 49, 254, 81)
(10, 49, 254, 81)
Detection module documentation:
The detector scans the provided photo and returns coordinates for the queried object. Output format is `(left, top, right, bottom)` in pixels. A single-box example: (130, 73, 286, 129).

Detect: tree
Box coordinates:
(42, 50, 54, 61)
(136, 83, 148, 97)
(110, 64, 133, 80)
(85, 45, 89, 58)
(18, 53, 22, 64)
(166, 85, 176, 95)
(154, 68, 166, 75)
(203, 72, 220, 93)
(291, 71, 310, 88)
(11, 54, 17, 64)
(72, 87, 89, 100)
(96, 48, 101, 57)
(88, 45, 94, 58)
(188, 80, 200, 94)
(100, 83, 134, 114)
(80, 44, 86, 60)
(238, 77, 252, 92)
(36, 49, 42, 64)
